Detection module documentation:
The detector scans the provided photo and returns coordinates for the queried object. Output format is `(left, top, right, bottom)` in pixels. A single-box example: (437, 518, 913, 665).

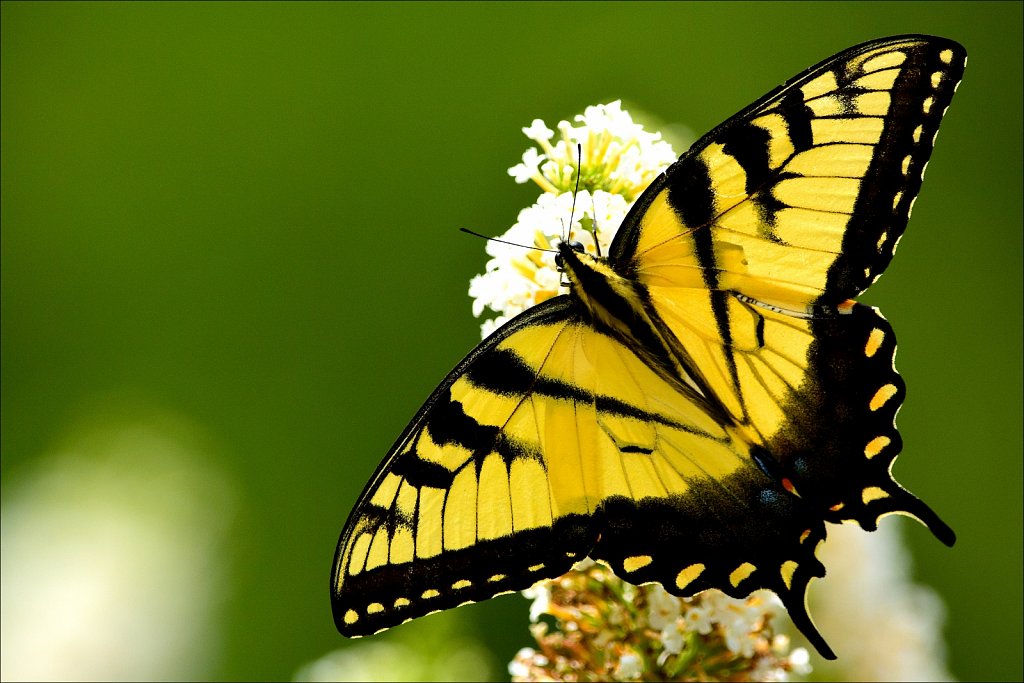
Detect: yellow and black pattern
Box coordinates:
(332, 297, 833, 654)
(332, 35, 964, 660)
(605, 35, 964, 535)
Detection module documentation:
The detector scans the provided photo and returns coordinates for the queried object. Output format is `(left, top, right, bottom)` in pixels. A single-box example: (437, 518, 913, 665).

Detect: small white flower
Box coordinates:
(659, 622, 686, 656)
(681, 602, 714, 635)
(787, 646, 812, 675)
(508, 147, 545, 184)
(539, 159, 563, 184)
(646, 584, 682, 630)
(523, 119, 555, 144)
(721, 616, 757, 659)
(613, 652, 644, 680)
(479, 317, 507, 340)
(710, 590, 780, 658)
(507, 648, 535, 678)
(522, 582, 551, 622)
(750, 656, 791, 683)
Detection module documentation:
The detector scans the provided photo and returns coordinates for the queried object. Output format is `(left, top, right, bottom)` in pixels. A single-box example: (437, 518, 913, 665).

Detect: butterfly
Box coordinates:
(330, 35, 964, 660)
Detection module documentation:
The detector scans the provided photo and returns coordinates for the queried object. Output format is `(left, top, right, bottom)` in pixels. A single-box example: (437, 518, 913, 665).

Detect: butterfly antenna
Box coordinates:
(561, 143, 601, 257)
(459, 228, 557, 254)
(566, 143, 583, 244)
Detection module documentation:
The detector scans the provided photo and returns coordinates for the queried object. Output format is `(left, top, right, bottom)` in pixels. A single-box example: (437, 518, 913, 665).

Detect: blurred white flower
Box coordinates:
(0, 405, 235, 681)
(811, 520, 953, 681)
(645, 584, 681, 631)
(787, 646, 811, 675)
(658, 623, 686, 658)
(612, 651, 643, 680)
(508, 647, 550, 681)
(523, 582, 552, 623)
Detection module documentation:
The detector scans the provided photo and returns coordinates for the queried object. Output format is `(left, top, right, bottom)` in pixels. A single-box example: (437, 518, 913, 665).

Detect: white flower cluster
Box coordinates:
(468, 190, 629, 338)
(507, 100, 678, 200)
(470, 102, 677, 338)
(646, 584, 810, 677)
(513, 561, 811, 681)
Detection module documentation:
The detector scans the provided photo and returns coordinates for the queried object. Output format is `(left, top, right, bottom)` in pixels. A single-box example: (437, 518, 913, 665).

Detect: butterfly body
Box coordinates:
(332, 35, 965, 660)
(556, 242, 712, 409)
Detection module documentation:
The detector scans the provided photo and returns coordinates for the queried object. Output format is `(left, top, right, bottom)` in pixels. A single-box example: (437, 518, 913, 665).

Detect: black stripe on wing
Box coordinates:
(331, 297, 585, 636)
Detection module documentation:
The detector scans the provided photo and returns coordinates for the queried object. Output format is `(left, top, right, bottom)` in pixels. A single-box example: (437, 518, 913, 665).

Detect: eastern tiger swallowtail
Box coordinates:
(331, 35, 964, 660)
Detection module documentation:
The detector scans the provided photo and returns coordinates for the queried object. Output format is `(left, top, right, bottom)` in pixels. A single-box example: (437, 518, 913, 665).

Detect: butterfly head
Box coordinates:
(554, 239, 587, 273)
(554, 236, 633, 317)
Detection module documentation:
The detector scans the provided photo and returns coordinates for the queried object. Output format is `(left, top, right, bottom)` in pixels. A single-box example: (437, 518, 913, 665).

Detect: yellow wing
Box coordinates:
(607, 35, 964, 535)
(332, 298, 832, 655)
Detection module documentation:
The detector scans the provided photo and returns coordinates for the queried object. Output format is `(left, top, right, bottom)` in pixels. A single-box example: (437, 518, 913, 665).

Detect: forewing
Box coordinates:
(606, 35, 963, 540)
(612, 35, 966, 305)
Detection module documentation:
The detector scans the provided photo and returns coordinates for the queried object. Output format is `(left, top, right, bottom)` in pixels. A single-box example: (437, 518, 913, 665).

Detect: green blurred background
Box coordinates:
(2, 2, 1021, 680)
